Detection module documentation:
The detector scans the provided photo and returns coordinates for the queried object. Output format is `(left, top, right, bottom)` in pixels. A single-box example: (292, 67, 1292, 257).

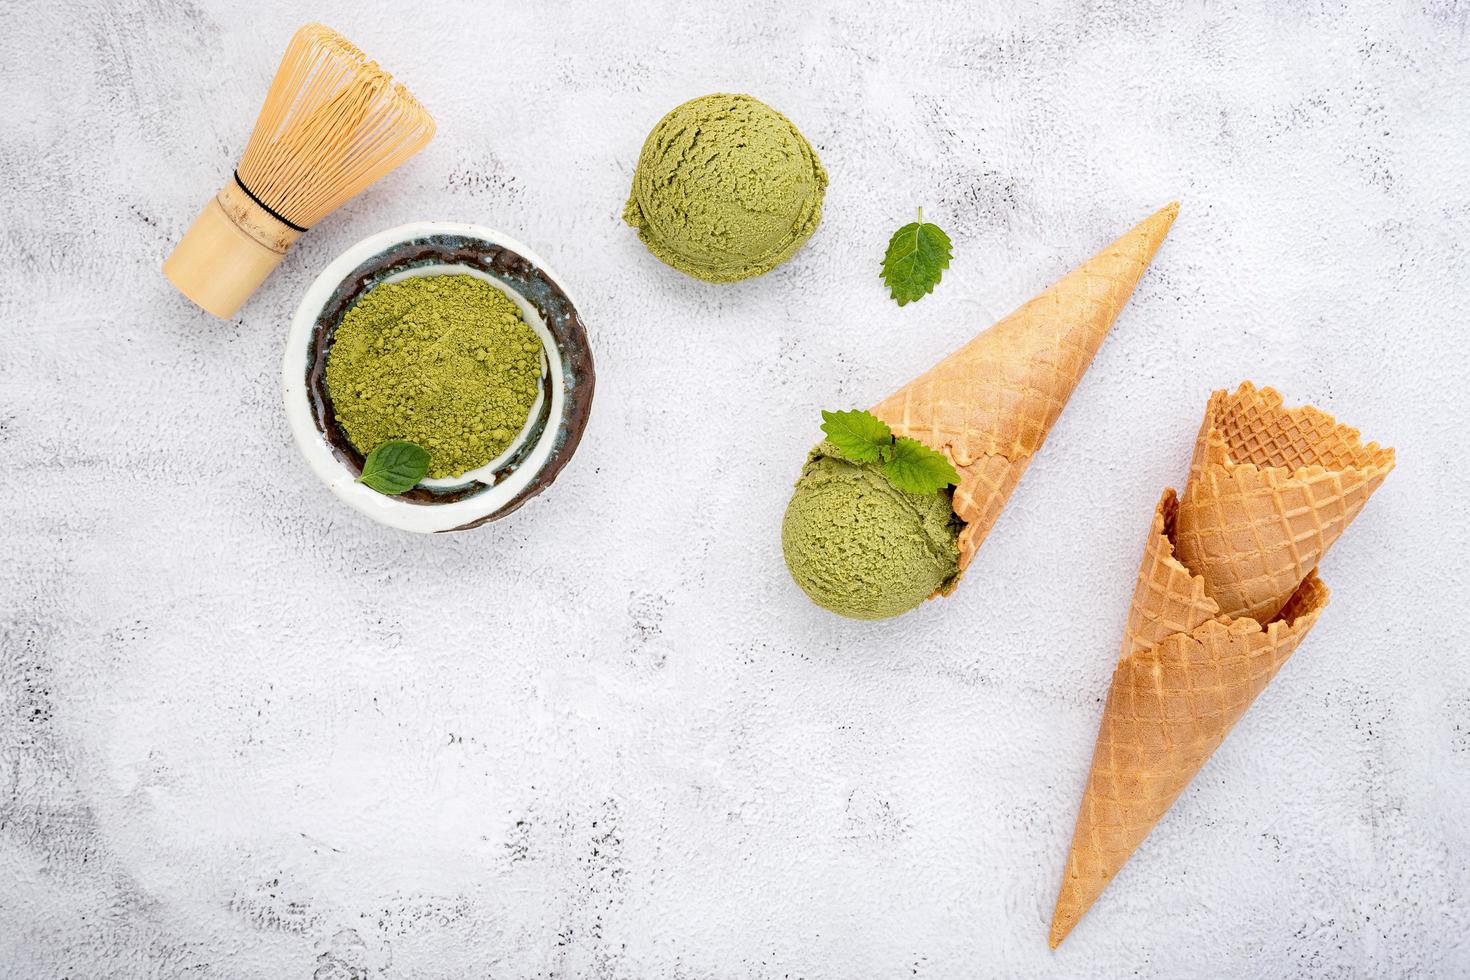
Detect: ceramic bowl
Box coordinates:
(283, 222, 595, 532)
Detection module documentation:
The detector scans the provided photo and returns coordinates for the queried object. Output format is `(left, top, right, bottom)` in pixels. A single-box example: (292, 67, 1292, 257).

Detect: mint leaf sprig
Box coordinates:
(358, 439, 430, 495)
(820, 409, 960, 495)
(819, 408, 893, 464)
(880, 208, 952, 307)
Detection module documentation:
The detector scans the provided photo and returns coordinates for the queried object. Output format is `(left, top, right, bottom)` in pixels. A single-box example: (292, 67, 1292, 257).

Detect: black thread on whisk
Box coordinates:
(233, 170, 309, 233)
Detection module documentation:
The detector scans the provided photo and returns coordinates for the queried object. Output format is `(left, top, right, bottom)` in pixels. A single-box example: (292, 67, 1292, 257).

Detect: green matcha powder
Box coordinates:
(326, 275, 543, 480)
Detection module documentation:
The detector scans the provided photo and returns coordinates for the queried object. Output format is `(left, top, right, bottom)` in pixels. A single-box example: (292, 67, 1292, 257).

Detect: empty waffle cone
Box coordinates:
(1174, 383, 1396, 622)
(871, 202, 1179, 582)
(1049, 386, 1394, 948)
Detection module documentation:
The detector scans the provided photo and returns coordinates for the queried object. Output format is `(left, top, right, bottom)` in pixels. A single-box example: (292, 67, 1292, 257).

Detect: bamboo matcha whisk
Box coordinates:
(163, 23, 435, 319)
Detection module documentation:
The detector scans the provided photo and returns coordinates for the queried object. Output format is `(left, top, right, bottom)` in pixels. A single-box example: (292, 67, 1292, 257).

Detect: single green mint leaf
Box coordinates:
(881, 210, 953, 307)
(820, 409, 893, 463)
(358, 439, 430, 495)
(883, 437, 960, 495)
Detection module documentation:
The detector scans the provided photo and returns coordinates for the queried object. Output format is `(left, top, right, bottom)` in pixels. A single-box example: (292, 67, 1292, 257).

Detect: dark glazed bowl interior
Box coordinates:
(301, 234, 595, 531)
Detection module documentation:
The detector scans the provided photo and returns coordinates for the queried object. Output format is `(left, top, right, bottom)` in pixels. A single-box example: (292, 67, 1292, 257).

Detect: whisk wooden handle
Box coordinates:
(163, 182, 304, 319)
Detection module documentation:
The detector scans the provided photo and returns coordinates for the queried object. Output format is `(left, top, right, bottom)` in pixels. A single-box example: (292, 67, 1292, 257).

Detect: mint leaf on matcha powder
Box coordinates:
(358, 440, 430, 495)
(883, 437, 959, 495)
(821, 409, 894, 463)
(881, 209, 953, 306)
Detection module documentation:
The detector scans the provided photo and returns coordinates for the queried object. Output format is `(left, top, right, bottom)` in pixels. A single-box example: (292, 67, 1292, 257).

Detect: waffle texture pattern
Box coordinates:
(1049, 384, 1394, 948)
(1175, 383, 1395, 623)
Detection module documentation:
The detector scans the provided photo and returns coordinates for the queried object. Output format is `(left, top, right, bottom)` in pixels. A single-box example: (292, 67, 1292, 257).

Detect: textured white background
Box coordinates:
(2, 1, 1468, 977)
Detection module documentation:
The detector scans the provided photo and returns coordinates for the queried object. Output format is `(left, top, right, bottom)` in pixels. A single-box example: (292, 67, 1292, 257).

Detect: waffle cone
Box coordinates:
(1049, 386, 1394, 948)
(872, 203, 1178, 580)
(1174, 383, 1395, 622)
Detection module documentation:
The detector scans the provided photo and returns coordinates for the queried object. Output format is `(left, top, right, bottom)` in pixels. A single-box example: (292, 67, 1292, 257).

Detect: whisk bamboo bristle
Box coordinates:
(239, 24, 434, 229)
(163, 23, 435, 319)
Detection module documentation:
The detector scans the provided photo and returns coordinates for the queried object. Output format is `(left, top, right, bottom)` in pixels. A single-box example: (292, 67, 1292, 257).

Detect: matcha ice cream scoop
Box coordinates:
(623, 93, 827, 283)
(782, 448, 961, 621)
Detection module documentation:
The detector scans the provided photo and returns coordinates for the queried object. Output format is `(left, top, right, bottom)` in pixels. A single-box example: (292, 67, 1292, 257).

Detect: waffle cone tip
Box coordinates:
(1049, 913, 1074, 949)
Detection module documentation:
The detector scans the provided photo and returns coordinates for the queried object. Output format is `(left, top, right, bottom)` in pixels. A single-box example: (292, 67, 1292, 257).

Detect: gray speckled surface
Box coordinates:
(2, 1, 1468, 977)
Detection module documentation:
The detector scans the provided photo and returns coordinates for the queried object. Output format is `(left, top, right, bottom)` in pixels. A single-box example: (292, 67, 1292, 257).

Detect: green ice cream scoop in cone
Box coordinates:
(782, 449, 962, 620)
(780, 203, 1181, 621)
(623, 93, 827, 283)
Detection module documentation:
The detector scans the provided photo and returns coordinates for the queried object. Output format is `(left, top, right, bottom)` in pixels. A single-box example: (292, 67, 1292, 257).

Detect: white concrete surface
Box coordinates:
(2, 1, 1468, 977)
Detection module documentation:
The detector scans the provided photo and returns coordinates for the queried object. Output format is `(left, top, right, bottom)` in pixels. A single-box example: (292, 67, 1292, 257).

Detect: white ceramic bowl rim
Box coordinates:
(282, 222, 595, 533)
